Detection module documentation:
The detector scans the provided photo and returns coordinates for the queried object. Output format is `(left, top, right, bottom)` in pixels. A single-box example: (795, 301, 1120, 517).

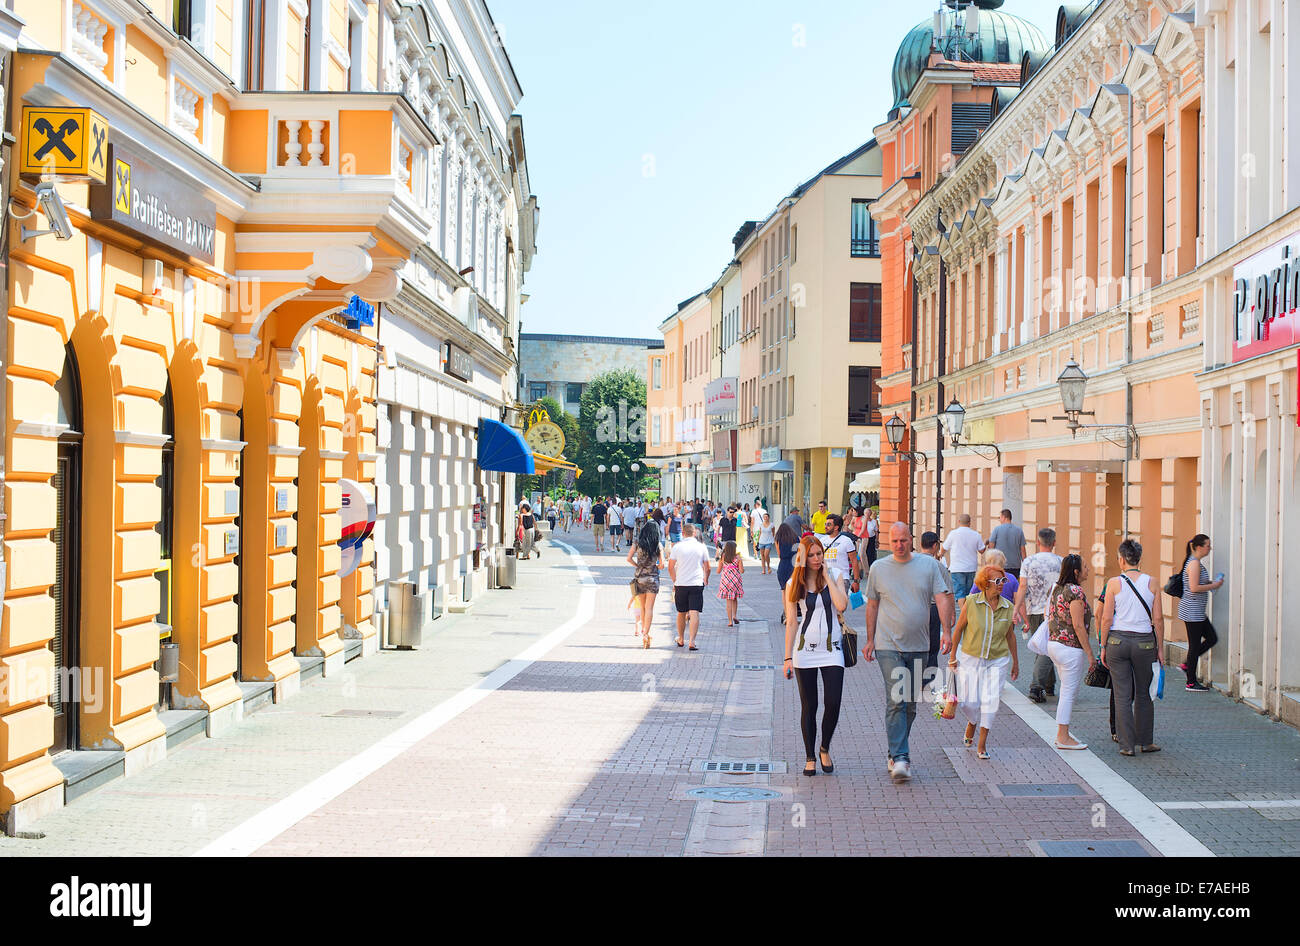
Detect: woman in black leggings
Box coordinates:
(782, 536, 849, 776)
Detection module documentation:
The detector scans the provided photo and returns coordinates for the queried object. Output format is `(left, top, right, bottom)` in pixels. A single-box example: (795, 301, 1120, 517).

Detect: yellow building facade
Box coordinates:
(0, 0, 528, 830)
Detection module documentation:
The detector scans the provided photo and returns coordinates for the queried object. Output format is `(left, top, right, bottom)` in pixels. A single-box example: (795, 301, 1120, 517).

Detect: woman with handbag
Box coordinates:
(1045, 554, 1096, 750)
(1100, 539, 1164, 756)
(782, 535, 849, 776)
(626, 522, 665, 649)
(949, 562, 1019, 760)
(519, 503, 535, 559)
(1178, 534, 1222, 692)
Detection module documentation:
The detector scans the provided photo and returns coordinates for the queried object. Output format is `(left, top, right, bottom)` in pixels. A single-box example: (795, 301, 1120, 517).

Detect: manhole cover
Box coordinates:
(687, 787, 781, 802)
(323, 709, 405, 719)
(999, 783, 1087, 797)
(733, 664, 776, 671)
(1038, 840, 1150, 857)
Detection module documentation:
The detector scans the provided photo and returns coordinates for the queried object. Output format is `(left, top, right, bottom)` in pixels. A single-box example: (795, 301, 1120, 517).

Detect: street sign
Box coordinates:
(20, 106, 109, 182)
(852, 433, 880, 458)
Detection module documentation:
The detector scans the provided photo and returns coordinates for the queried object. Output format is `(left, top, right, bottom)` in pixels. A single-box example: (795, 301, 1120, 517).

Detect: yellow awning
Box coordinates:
(532, 453, 582, 477)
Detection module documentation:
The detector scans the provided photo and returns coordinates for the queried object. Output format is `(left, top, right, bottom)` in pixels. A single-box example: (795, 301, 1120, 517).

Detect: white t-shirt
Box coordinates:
(669, 537, 711, 587)
(942, 526, 984, 573)
(751, 507, 765, 533)
(607, 505, 622, 526)
(817, 532, 857, 583)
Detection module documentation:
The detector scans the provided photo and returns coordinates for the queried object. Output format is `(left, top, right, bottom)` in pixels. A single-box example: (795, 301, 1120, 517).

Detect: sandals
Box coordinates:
(976, 749, 991, 760)
(1140, 744, 1161, 754)
(689, 644, 699, 651)
(676, 638, 684, 648)
(1119, 748, 1136, 756)
(642, 634, 652, 650)
(1054, 740, 1088, 750)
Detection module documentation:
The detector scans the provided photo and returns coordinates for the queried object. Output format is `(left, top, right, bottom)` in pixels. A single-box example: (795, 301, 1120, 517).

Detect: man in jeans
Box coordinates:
(1014, 527, 1063, 703)
(942, 514, 984, 600)
(863, 522, 954, 783)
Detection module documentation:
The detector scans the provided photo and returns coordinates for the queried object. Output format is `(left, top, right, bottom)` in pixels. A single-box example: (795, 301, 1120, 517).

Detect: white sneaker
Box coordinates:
(890, 759, 911, 782)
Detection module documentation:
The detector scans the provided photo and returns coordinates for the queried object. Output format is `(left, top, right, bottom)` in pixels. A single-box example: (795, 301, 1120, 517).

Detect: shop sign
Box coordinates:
(760, 446, 781, 463)
(1036, 459, 1123, 474)
(344, 295, 374, 330)
(338, 479, 377, 578)
(705, 377, 738, 415)
(89, 141, 216, 264)
(712, 429, 737, 472)
(852, 433, 880, 458)
(20, 106, 109, 182)
(444, 341, 473, 381)
(472, 499, 484, 530)
(679, 417, 704, 442)
(1233, 233, 1300, 362)
(830, 447, 847, 459)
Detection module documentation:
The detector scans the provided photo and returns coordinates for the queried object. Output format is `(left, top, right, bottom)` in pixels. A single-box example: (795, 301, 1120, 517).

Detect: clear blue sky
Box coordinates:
(489, 1, 1060, 339)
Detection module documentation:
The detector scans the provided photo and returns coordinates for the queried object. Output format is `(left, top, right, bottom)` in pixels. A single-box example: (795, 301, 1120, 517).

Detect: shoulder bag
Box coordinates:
(1163, 556, 1189, 598)
(1084, 631, 1111, 689)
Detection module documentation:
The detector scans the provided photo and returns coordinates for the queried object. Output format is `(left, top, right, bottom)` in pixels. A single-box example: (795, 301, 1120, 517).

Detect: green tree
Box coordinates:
(574, 369, 652, 497)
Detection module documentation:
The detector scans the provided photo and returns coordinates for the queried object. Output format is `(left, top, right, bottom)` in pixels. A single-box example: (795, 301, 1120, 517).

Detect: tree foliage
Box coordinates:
(573, 369, 652, 497)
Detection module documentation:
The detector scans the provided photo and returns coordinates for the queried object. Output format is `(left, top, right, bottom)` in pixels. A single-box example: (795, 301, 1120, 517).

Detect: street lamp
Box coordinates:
(612, 464, 620, 495)
(630, 462, 640, 494)
(939, 399, 1001, 464)
(1031, 359, 1140, 453)
(884, 414, 928, 468)
(690, 452, 703, 500)
(597, 463, 606, 494)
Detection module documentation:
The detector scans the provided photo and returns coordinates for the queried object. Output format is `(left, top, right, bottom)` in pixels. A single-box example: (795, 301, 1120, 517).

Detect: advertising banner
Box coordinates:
(705, 377, 738, 415)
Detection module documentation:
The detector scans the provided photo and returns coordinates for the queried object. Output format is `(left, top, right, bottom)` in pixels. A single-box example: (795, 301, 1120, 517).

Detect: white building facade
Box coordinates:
(371, 0, 537, 623)
(1195, 0, 1300, 727)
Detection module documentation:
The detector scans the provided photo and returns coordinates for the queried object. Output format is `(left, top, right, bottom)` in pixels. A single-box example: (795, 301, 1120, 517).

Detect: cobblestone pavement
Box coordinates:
(4, 525, 1296, 856)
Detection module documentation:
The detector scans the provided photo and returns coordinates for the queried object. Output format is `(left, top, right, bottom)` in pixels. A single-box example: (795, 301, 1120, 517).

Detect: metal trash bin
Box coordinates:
(498, 548, 517, 589)
(387, 581, 423, 649)
(158, 641, 180, 682)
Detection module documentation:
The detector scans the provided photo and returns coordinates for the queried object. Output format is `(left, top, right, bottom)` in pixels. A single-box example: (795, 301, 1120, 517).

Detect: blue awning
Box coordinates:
(477, 418, 535, 474)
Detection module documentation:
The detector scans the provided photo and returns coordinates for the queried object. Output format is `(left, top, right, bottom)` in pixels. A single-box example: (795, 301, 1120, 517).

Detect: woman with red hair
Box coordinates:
(948, 561, 1020, 759)
(782, 535, 849, 777)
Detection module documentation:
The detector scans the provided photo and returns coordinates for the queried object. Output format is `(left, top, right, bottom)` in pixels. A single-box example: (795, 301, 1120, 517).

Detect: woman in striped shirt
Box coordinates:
(1178, 534, 1223, 692)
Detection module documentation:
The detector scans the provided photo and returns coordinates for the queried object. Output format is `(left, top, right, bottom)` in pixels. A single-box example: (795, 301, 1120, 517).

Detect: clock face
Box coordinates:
(525, 421, 566, 457)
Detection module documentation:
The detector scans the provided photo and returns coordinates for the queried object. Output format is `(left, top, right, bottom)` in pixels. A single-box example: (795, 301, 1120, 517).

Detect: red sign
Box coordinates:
(711, 429, 737, 472)
(1233, 233, 1300, 362)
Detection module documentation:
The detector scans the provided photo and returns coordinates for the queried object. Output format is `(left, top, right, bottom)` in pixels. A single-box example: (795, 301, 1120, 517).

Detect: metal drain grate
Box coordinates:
(999, 783, 1087, 797)
(323, 709, 405, 719)
(733, 663, 776, 671)
(1038, 840, 1150, 857)
(697, 760, 785, 774)
(687, 786, 781, 802)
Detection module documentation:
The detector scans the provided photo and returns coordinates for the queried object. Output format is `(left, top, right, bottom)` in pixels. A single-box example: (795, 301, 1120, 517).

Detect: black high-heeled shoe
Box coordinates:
(819, 750, 834, 774)
(803, 761, 817, 777)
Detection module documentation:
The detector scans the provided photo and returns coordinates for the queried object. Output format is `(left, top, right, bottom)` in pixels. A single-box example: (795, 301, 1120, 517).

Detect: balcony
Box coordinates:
(227, 92, 439, 249)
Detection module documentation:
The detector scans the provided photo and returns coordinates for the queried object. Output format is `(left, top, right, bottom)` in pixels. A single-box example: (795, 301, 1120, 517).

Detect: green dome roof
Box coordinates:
(890, 2, 1050, 109)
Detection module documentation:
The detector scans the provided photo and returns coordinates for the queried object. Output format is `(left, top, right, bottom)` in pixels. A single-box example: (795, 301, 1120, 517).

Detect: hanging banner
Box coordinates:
(705, 377, 738, 415)
(1232, 231, 1300, 362)
(337, 478, 376, 578)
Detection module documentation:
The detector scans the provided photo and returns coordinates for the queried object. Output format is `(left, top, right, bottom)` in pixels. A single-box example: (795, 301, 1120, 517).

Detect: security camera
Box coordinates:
(19, 181, 75, 242)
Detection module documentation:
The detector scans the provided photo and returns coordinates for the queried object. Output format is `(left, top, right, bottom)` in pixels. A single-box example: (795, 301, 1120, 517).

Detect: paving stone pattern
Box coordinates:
(4, 524, 1298, 856)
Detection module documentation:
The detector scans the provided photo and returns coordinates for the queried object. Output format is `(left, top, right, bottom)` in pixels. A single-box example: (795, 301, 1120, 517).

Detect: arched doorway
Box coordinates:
(52, 344, 83, 751)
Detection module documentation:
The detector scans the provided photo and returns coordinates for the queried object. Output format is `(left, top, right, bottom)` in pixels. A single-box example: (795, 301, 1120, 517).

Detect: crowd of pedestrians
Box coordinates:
(520, 489, 1224, 783)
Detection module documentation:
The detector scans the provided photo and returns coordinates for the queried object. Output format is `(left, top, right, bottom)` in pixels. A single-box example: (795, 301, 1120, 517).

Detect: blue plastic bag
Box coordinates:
(1150, 662, 1165, 700)
(848, 590, 865, 610)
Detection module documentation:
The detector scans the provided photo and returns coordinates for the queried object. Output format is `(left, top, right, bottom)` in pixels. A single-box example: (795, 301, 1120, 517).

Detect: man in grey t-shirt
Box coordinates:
(864, 522, 955, 783)
(986, 509, 1027, 577)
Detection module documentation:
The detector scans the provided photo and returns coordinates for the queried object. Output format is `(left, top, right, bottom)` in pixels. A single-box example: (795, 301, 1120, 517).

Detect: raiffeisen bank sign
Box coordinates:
(1233, 232, 1300, 362)
(91, 140, 217, 265)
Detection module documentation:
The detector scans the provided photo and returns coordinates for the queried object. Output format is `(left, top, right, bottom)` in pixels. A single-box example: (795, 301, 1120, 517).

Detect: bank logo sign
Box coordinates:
(91, 141, 217, 265)
(20, 106, 109, 182)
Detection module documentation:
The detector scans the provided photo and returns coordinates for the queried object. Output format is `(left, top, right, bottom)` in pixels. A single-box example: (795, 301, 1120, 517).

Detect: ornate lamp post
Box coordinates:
(939, 398, 1001, 463)
(611, 464, 620, 495)
(690, 452, 703, 500)
(884, 414, 928, 468)
(597, 463, 606, 494)
(1031, 358, 1140, 453)
(630, 462, 641, 495)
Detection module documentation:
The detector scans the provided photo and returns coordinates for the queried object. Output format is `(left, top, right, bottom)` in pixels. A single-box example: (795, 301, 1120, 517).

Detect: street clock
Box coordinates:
(524, 410, 566, 457)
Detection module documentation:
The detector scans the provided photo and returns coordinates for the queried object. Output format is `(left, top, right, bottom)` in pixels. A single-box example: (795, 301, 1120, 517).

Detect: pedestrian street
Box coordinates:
(3, 525, 1295, 858)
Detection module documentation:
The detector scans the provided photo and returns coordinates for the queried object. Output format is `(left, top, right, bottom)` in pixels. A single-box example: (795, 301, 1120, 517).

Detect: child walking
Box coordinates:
(716, 540, 745, 627)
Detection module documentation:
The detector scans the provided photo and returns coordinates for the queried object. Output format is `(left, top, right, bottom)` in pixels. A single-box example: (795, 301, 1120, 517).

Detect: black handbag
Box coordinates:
(1163, 556, 1188, 598)
(1084, 637, 1111, 689)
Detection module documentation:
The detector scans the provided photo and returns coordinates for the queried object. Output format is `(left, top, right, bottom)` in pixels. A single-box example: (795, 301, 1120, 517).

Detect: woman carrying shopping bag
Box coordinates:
(1044, 554, 1096, 750)
(1100, 539, 1163, 756)
(949, 562, 1019, 760)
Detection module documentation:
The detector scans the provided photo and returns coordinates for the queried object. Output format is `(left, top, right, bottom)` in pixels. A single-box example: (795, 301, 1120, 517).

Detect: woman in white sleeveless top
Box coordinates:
(1100, 539, 1165, 756)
